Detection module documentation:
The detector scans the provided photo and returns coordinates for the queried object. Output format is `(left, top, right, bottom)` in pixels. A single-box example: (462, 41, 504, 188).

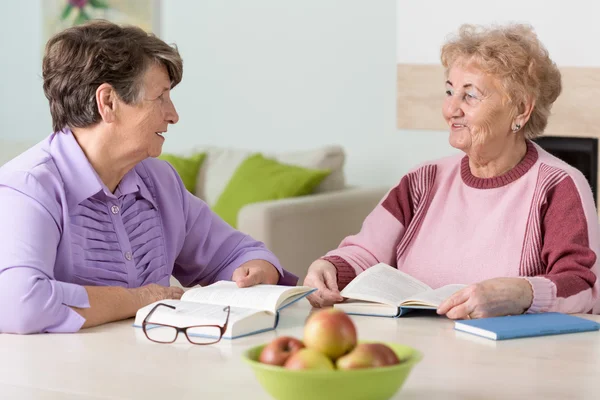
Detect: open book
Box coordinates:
(134, 281, 315, 339)
(333, 263, 466, 317)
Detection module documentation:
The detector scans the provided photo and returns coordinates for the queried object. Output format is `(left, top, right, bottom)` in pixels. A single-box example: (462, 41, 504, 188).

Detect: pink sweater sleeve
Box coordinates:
(525, 176, 599, 314)
(322, 176, 414, 289)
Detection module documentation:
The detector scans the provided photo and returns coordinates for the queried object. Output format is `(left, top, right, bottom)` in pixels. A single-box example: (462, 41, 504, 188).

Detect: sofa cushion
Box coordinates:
(194, 145, 345, 206)
(212, 153, 330, 228)
(277, 146, 345, 193)
(158, 152, 206, 193)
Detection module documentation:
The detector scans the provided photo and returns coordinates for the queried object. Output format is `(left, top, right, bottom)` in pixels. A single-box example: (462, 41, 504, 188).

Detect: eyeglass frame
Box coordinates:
(142, 302, 231, 345)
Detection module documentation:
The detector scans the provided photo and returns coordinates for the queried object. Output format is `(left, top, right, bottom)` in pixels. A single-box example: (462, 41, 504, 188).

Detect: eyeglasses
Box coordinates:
(142, 303, 231, 345)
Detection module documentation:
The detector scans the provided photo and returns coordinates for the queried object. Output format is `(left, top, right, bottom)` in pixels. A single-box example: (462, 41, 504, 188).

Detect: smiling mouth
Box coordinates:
(155, 131, 166, 138)
(451, 123, 466, 129)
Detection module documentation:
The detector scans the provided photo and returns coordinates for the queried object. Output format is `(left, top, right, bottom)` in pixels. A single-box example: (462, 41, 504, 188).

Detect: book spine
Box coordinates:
(500, 326, 597, 340)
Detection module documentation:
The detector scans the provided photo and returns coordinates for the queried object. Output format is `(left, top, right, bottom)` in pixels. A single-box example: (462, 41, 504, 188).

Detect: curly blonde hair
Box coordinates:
(440, 24, 561, 139)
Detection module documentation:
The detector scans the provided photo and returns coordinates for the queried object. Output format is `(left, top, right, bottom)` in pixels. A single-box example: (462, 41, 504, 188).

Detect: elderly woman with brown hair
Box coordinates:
(0, 21, 297, 334)
(304, 24, 599, 319)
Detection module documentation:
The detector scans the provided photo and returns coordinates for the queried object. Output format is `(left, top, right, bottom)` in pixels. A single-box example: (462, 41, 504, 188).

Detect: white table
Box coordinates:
(1, 299, 599, 400)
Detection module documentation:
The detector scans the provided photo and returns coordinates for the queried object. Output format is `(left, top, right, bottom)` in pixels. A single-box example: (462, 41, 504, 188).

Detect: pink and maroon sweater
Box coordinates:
(324, 141, 600, 314)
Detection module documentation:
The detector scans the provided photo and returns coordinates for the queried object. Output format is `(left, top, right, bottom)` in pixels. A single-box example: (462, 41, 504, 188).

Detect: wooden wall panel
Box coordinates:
(397, 64, 600, 138)
(396, 64, 446, 130)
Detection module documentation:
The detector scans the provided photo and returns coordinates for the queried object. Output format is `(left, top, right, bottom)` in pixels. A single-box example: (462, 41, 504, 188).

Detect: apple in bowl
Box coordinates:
(303, 308, 357, 360)
(258, 336, 305, 366)
(284, 348, 335, 370)
(336, 343, 400, 369)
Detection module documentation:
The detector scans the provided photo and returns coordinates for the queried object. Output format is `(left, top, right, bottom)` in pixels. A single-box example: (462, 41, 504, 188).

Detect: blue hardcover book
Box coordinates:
(133, 281, 316, 340)
(454, 312, 600, 340)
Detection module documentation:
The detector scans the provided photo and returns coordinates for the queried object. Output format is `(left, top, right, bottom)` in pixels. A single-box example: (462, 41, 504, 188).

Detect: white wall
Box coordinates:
(0, 4, 51, 139)
(1, 0, 457, 188)
(160, 0, 456, 187)
(397, 0, 600, 66)
(4, 1, 597, 187)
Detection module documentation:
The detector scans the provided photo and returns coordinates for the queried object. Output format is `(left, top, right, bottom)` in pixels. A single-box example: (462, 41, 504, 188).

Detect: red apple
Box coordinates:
(284, 348, 335, 370)
(259, 336, 305, 366)
(336, 343, 401, 370)
(303, 308, 357, 360)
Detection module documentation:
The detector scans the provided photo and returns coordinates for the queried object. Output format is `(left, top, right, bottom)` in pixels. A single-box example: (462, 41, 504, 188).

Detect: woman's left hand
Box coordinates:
(437, 277, 534, 319)
(232, 260, 280, 288)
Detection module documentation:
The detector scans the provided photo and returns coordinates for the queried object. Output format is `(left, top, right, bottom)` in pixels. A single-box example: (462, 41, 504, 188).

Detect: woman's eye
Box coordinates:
(445, 90, 453, 96)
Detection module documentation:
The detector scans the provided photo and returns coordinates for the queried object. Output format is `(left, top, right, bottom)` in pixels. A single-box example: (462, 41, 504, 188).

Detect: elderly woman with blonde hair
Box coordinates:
(0, 21, 297, 334)
(304, 24, 599, 319)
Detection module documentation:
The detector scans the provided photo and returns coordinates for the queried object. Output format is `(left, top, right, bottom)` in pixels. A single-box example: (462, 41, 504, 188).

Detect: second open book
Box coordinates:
(334, 263, 466, 317)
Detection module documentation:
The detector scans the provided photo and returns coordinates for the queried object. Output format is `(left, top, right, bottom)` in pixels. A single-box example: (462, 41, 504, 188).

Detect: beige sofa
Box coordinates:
(190, 145, 387, 283)
(237, 186, 387, 283)
(1, 139, 386, 284)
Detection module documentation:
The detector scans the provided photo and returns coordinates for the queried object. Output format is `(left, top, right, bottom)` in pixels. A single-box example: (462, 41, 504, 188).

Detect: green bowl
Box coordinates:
(242, 342, 422, 400)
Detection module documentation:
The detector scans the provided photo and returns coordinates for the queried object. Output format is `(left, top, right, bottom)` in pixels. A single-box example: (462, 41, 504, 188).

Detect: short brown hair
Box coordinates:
(42, 20, 183, 133)
(441, 24, 561, 139)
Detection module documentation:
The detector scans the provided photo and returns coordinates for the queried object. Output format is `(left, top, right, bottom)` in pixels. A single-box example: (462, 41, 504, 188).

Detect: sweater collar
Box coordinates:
(460, 140, 538, 189)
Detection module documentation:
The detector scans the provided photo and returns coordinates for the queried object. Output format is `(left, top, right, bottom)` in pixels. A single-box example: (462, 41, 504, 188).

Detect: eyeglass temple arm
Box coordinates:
(221, 306, 231, 334)
(144, 303, 177, 325)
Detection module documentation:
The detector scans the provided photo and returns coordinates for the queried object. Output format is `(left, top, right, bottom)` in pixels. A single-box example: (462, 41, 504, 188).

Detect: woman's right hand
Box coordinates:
(303, 260, 344, 308)
(76, 284, 185, 329)
(132, 284, 184, 308)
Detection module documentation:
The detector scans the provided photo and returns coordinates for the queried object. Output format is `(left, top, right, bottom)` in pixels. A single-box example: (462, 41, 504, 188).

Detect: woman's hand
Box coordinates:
(437, 277, 534, 319)
(132, 284, 184, 308)
(303, 259, 344, 308)
(232, 260, 280, 288)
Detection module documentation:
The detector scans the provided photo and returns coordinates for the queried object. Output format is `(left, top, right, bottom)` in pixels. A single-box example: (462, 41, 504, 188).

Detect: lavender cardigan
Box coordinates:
(0, 130, 297, 334)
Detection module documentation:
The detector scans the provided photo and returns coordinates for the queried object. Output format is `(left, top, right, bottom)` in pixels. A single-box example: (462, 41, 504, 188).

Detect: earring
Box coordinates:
(512, 124, 521, 132)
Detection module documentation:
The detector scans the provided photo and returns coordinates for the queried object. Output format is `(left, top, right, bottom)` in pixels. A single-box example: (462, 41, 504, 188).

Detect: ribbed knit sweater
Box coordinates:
(324, 141, 599, 314)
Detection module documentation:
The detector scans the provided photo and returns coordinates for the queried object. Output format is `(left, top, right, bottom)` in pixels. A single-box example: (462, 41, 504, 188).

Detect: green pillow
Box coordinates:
(158, 152, 206, 193)
(213, 153, 331, 228)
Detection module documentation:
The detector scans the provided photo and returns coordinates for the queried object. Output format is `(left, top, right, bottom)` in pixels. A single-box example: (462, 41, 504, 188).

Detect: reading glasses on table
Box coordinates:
(142, 303, 231, 345)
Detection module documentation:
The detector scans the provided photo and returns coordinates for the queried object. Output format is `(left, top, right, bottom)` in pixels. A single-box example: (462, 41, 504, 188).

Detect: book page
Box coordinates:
(181, 281, 311, 313)
(400, 284, 466, 308)
(340, 263, 432, 306)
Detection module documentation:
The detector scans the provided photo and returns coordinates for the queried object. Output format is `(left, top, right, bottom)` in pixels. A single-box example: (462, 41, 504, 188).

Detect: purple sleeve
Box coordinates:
(0, 185, 90, 334)
(172, 191, 298, 287)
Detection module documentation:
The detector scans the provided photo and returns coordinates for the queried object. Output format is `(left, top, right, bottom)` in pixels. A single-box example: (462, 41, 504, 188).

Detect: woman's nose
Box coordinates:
(445, 95, 464, 117)
(165, 101, 179, 125)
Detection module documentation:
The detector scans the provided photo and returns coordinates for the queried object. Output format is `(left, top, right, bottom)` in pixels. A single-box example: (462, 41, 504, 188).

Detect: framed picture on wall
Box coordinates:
(42, 0, 161, 44)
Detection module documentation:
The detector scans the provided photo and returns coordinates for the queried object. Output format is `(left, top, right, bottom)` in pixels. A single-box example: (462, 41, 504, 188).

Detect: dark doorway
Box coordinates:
(533, 136, 598, 206)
